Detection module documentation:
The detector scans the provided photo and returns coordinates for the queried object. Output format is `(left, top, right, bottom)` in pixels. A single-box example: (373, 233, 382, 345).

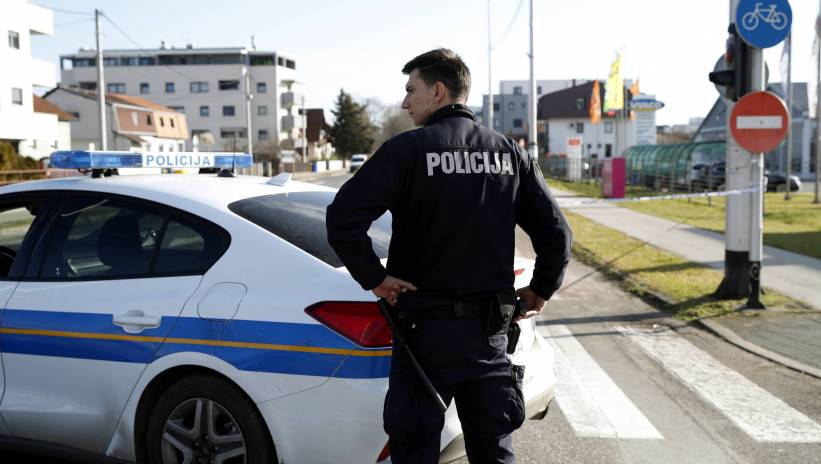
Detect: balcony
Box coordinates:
(280, 91, 303, 109)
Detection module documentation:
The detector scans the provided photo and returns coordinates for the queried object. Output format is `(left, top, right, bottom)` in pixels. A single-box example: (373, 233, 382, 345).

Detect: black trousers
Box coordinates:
(383, 316, 526, 464)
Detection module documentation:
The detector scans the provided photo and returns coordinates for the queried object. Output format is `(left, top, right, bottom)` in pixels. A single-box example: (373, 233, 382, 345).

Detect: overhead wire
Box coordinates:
(491, 0, 526, 50)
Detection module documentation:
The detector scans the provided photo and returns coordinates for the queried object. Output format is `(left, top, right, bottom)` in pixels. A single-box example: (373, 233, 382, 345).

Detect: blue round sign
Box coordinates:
(736, 0, 792, 48)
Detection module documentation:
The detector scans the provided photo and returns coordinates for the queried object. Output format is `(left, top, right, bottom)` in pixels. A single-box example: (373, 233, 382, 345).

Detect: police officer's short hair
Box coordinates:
(402, 48, 471, 101)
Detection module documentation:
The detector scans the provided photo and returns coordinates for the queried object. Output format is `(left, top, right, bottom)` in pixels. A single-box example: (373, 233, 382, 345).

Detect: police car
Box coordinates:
(0, 151, 555, 463)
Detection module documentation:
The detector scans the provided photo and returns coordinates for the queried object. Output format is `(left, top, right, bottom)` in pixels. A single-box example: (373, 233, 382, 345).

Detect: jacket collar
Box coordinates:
(425, 104, 476, 126)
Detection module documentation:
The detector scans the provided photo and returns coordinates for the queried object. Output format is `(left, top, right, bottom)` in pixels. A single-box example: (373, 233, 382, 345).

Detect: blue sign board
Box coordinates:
(736, 0, 792, 49)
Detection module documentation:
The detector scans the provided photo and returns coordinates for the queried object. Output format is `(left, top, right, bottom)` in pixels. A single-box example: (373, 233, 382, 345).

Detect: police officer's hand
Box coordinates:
(372, 275, 418, 306)
(515, 286, 547, 321)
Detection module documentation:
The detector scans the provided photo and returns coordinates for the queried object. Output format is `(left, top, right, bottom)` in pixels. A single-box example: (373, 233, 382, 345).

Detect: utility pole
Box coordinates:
(816, 0, 821, 204)
(95, 9, 107, 150)
(244, 57, 254, 158)
(487, 0, 494, 130)
(784, 31, 793, 200)
(716, 0, 752, 299)
(527, 0, 537, 158)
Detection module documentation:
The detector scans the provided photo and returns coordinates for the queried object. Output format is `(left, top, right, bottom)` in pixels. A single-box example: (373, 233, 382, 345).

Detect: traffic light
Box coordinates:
(709, 24, 752, 101)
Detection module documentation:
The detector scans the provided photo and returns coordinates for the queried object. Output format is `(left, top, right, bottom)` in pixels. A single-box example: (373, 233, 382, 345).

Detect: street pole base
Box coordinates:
(715, 250, 751, 300)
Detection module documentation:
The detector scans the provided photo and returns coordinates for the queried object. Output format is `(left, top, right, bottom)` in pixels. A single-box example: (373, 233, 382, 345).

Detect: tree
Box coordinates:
(0, 141, 38, 170)
(326, 89, 376, 159)
(374, 104, 415, 148)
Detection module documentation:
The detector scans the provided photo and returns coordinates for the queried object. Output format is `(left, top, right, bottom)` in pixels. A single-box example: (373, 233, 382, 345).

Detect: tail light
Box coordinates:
(305, 301, 392, 348)
(376, 442, 390, 462)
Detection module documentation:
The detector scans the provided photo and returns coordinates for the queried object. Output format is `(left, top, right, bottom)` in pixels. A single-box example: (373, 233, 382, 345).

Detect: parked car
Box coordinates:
(764, 171, 802, 192)
(0, 151, 555, 464)
(350, 154, 369, 172)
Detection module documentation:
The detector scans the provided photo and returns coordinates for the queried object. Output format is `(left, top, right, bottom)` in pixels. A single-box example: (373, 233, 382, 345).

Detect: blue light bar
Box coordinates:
(50, 151, 253, 170)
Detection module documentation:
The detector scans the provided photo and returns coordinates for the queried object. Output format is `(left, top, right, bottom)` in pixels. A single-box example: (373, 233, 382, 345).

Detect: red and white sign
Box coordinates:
(730, 91, 790, 154)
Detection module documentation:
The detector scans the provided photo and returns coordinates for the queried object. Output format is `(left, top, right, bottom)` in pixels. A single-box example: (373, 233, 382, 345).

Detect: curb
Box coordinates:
(697, 317, 821, 380)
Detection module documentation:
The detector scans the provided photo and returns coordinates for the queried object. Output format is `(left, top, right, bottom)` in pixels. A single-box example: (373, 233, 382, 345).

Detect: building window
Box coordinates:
(507, 102, 514, 111)
(258, 129, 269, 140)
(170, 118, 175, 128)
(513, 86, 523, 95)
(257, 82, 267, 93)
(139, 57, 155, 66)
(190, 81, 209, 93)
(257, 105, 268, 116)
(79, 82, 97, 91)
(537, 86, 542, 94)
(121, 57, 137, 66)
(8, 31, 20, 49)
(107, 83, 126, 93)
(494, 119, 500, 129)
(179, 142, 185, 151)
(146, 114, 153, 125)
(168, 106, 184, 113)
(11, 88, 22, 105)
(74, 58, 95, 67)
(200, 106, 210, 117)
(521, 102, 526, 109)
(140, 82, 149, 94)
(165, 82, 175, 93)
(285, 59, 296, 70)
(576, 122, 584, 134)
(513, 119, 523, 128)
(220, 128, 247, 139)
(223, 105, 236, 116)
(605, 121, 613, 133)
(605, 144, 612, 157)
(218, 80, 240, 91)
(493, 103, 500, 112)
(160, 117, 165, 127)
(575, 97, 586, 111)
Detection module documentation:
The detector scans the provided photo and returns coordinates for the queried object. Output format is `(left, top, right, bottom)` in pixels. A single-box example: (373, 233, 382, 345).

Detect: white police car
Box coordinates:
(0, 151, 555, 463)
(349, 154, 368, 173)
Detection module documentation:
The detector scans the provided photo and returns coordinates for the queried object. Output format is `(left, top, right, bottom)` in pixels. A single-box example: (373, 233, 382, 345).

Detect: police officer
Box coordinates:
(326, 49, 572, 464)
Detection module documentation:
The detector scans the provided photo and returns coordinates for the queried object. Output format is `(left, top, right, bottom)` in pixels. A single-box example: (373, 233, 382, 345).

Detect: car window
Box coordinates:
(0, 202, 45, 277)
(40, 197, 164, 279)
(228, 191, 391, 268)
(153, 216, 230, 275)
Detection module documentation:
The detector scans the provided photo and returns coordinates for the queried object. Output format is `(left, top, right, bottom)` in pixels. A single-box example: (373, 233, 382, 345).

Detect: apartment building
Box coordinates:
(0, 0, 64, 159)
(45, 86, 188, 153)
(59, 45, 300, 153)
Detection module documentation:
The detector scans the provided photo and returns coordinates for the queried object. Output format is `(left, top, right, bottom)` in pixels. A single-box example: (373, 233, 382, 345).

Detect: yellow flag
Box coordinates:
(589, 80, 601, 124)
(629, 77, 640, 97)
(604, 53, 624, 111)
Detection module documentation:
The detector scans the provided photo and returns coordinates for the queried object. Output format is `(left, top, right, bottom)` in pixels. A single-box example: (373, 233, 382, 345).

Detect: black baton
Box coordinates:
(378, 299, 448, 414)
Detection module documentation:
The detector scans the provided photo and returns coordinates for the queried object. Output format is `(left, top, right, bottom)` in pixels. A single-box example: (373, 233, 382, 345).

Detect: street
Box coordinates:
(311, 172, 821, 464)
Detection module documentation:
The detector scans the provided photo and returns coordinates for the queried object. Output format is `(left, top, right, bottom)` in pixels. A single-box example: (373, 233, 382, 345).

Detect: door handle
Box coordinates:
(113, 310, 161, 334)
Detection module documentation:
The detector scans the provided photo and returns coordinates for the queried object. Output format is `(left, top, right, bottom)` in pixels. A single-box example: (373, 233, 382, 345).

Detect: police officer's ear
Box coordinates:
(433, 81, 449, 103)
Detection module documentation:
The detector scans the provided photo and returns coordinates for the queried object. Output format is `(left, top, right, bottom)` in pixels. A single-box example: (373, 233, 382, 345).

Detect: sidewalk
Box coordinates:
(551, 186, 821, 378)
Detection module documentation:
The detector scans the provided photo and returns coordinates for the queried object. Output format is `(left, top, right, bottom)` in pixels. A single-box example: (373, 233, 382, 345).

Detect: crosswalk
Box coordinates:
(537, 324, 821, 443)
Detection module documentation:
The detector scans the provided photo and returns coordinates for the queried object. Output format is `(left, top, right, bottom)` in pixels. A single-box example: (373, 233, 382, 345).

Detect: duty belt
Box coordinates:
(399, 297, 493, 320)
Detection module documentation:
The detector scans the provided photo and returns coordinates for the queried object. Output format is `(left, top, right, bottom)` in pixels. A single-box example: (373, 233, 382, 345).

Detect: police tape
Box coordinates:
(555, 186, 762, 207)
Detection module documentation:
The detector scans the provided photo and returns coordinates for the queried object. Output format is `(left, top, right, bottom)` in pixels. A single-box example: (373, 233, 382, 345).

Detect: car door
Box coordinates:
(0, 195, 54, 435)
(0, 192, 229, 454)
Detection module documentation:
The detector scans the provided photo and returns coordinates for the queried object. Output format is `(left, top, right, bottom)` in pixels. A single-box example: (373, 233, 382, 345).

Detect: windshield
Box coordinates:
(228, 191, 391, 268)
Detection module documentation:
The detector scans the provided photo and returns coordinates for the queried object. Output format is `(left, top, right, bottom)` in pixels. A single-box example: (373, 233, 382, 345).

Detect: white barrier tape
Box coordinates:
(556, 186, 762, 207)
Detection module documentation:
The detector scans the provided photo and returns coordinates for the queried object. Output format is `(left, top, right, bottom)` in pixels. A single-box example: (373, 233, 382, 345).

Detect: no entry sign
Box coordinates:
(730, 91, 789, 153)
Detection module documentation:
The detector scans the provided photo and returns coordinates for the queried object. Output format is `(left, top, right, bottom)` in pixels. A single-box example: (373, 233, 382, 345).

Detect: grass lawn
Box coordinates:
(564, 211, 808, 320)
(546, 177, 821, 260)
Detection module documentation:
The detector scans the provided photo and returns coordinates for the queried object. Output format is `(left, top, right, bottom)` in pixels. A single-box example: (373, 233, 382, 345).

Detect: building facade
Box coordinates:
(59, 45, 299, 154)
(0, 0, 63, 159)
(44, 86, 188, 153)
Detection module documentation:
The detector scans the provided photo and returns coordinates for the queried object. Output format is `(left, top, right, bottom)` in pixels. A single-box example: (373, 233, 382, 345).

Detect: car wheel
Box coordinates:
(776, 184, 787, 192)
(145, 375, 276, 464)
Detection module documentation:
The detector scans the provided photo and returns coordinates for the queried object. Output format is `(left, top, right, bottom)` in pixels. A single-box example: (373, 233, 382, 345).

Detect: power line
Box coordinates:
(55, 18, 94, 28)
(491, 0, 526, 50)
(36, 4, 92, 16)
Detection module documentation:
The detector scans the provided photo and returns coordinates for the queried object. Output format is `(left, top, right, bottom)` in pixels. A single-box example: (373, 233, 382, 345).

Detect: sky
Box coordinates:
(30, 0, 819, 126)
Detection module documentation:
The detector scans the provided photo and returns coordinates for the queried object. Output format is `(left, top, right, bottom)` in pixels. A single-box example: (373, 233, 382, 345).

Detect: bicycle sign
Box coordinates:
(736, 0, 792, 48)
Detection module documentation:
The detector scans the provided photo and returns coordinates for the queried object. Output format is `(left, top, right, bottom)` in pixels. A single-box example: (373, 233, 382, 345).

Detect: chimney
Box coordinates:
(186, 43, 193, 49)
(160, 40, 167, 49)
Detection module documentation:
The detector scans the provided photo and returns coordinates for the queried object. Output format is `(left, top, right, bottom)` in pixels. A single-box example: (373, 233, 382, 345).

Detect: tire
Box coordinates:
(772, 12, 788, 30)
(742, 12, 758, 30)
(776, 184, 787, 193)
(144, 375, 276, 464)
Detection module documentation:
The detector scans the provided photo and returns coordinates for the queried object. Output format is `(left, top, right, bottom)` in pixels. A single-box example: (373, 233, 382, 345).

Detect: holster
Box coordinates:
(485, 293, 516, 337)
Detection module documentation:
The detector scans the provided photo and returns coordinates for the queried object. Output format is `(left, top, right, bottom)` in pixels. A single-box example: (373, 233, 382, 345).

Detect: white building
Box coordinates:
(45, 86, 189, 153)
(0, 0, 63, 159)
(59, 45, 300, 154)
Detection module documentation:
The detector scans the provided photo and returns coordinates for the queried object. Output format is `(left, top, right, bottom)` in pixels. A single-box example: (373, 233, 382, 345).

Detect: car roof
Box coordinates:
(0, 173, 337, 210)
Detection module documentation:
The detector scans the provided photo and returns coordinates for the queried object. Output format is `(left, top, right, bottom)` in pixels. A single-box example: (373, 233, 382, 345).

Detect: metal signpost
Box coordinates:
(733, 0, 792, 308)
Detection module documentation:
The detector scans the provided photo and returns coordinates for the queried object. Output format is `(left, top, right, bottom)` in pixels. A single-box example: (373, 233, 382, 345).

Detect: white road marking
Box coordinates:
(736, 115, 783, 129)
(619, 326, 821, 443)
(539, 324, 663, 439)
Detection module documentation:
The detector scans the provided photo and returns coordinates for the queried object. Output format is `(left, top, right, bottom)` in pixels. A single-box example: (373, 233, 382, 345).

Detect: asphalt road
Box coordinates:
(312, 172, 821, 464)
